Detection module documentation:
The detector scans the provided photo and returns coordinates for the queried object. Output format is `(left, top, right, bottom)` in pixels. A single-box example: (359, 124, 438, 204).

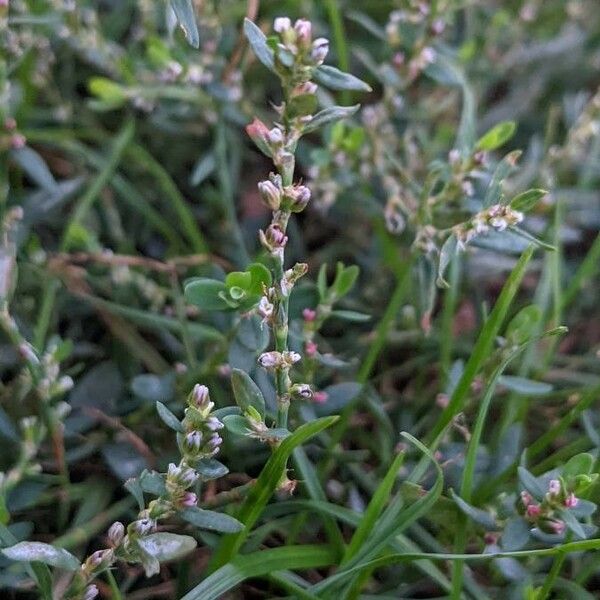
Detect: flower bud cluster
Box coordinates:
(180, 384, 224, 461)
(454, 204, 524, 249)
(516, 478, 582, 536)
(258, 350, 301, 370)
(273, 17, 329, 73)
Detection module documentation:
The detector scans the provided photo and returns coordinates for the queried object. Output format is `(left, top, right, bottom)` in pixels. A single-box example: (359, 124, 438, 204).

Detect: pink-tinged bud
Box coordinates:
(108, 521, 125, 546)
(246, 118, 272, 157)
(268, 127, 284, 145)
(305, 341, 318, 357)
(274, 17, 292, 33)
(520, 491, 533, 507)
(133, 517, 155, 535)
(311, 38, 329, 65)
(564, 493, 579, 508)
(526, 504, 541, 519)
(293, 82, 318, 96)
(539, 518, 566, 535)
(313, 391, 328, 404)
(10, 134, 26, 149)
(258, 351, 281, 369)
(191, 384, 212, 412)
(258, 296, 274, 321)
(302, 308, 317, 322)
(184, 430, 203, 453)
(0, 0, 8, 8)
(392, 52, 405, 67)
(290, 383, 313, 399)
(205, 416, 224, 431)
(548, 479, 561, 496)
(181, 492, 197, 507)
(83, 585, 99, 600)
(204, 433, 222, 455)
(4, 117, 16, 131)
(260, 224, 288, 256)
(431, 18, 445, 35)
(473, 150, 487, 165)
(448, 149, 461, 165)
(258, 179, 282, 210)
(289, 185, 311, 212)
(282, 351, 301, 366)
(294, 19, 312, 47)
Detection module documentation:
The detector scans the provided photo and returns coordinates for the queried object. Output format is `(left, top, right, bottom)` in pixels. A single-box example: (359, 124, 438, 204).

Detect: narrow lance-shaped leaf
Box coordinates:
(180, 507, 244, 533)
(243, 18, 275, 73)
(2, 542, 80, 571)
(156, 401, 184, 432)
(510, 188, 547, 212)
(477, 121, 517, 151)
(303, 105, 360, 134)
(169, 0, 200, 48)
(231, 369, 266, 418)
(314, 65, 372, 92)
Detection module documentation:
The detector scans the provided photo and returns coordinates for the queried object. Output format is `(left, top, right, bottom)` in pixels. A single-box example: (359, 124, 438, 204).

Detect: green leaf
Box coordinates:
(225, 271, 252, 291)
(184, 278, 230, 310)
(231, 369, 266, 418)
(476, 121, 517, 151)
(155, 401, 184, 432)
(139, 470, 167, 496)
(243, 18, 275, 73)
(88, 77, 127, 107)
(181, 545, 335, 600)
(343, 452, 405, 563)
(484, 150, 522, 207)
(451, 492, 497, 530)
(437, 235, 458, 288)
(501, 517, 531, 551)
(509, 226, 556, 251)
(247, 262, 272, 294)
(510, 189, 547, 212)
(332, 263, 359, 298)
(209, 416, 338, 570)
(560, 509, 587, 539)
(222, 414, 251, 436)
(180, 507, 244, 533)
(498, 376, 552, 395)
(314, 65, 372, 92)
(518, 466, 546, 500)
(196, 458, 229, 481)
(563, 453, 594, 479)
(124, 477, 145, 510)
(2, 542, 80, 571)
(505, 305, 542, 344)
(131, 373, 175, 404)
(137, 532, 197, 561)
(169, 0, 200, 48)
(10, 147, 57, 190)
(329, 310, 371, 322)
(303, 105, 360, 134)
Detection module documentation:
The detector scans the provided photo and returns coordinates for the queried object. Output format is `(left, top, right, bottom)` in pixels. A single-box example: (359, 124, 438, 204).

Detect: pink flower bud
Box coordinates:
(311, 38, 329, 65)
(520, 491, 533, 507)
(258, 351, 281, 368)
(294, 19, 312, 47)
(526, 504, 541, 519)
(181, 492, 198, 507)
(564, 493, 578, 508)
(108, 521, 125, 546)
(303, 308, 317, 322)
(10, 133, 26, 149)
(246, 118, 272, 157)
(4, 117, 16, 131)
(184, 430, 203, 453)
(313, 391, 328, 404)
(548, 479, 561, 496)
(305, 341, 318, 357)
(258, 296, 274, 321)
(83, 585, 99, 600)
(274, 17, 292, 33)
(258, 179, 282, 210)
